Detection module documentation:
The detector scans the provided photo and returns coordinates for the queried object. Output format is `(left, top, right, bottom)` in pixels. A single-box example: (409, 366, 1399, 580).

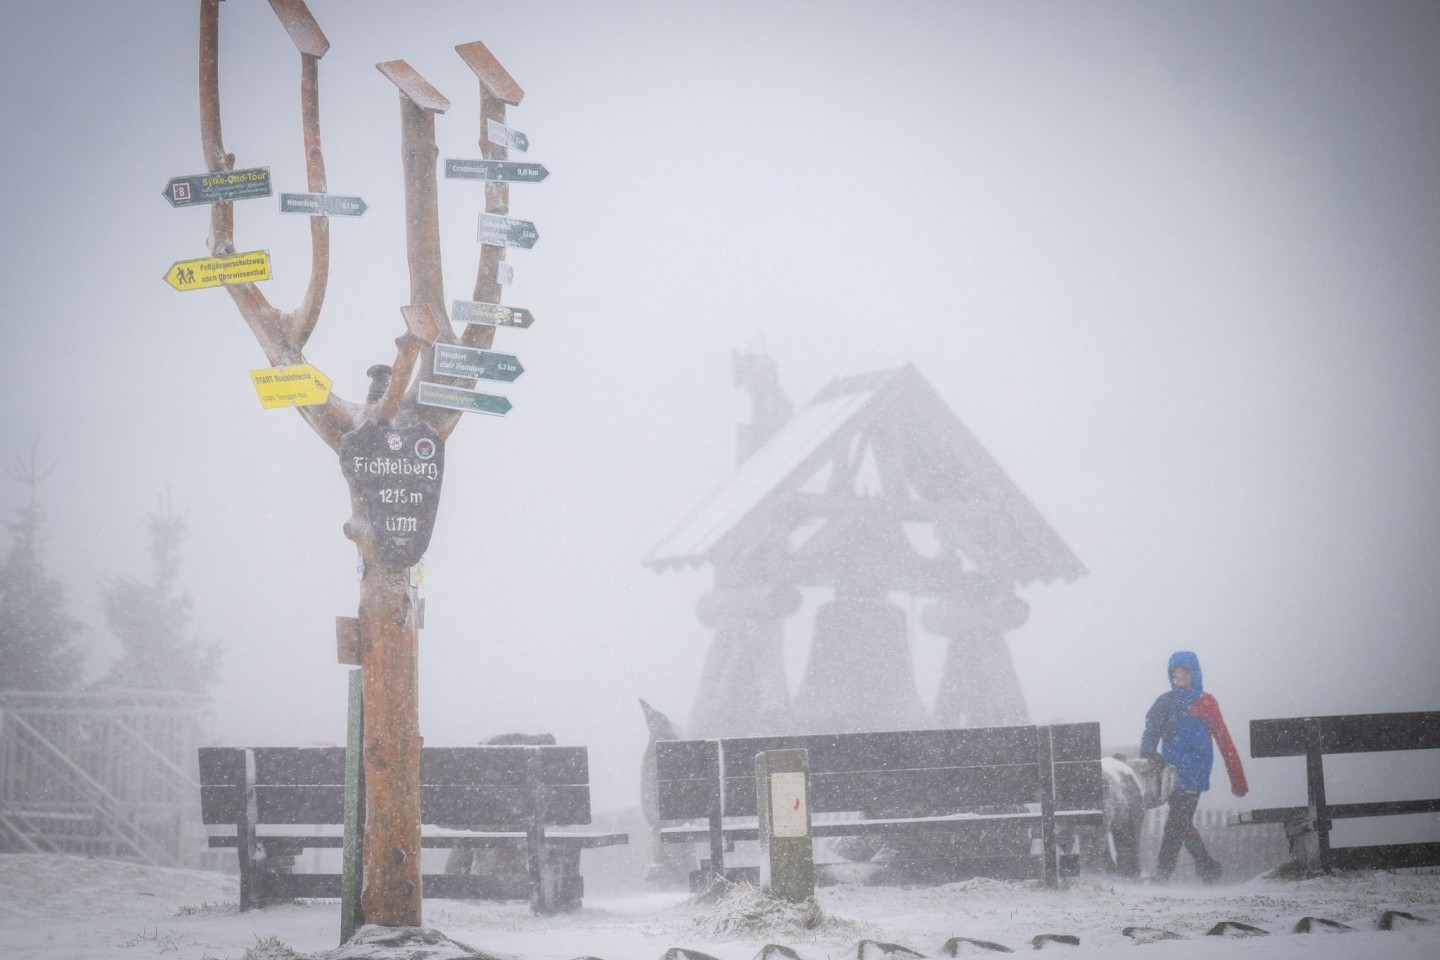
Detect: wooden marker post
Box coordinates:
(183, 0, 547, 933)
(755, 749, 815, 901)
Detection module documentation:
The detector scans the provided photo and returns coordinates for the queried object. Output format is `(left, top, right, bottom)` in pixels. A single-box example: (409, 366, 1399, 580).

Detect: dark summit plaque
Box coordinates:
(340, 421, 445, 566)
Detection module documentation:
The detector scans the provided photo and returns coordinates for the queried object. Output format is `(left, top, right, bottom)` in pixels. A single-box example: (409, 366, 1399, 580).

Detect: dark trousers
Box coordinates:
(1156, 789, 1216, 880)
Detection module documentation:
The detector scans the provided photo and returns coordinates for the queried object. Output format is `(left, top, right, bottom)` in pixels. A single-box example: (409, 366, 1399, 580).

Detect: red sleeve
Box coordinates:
(1191, 693, 1249, 795)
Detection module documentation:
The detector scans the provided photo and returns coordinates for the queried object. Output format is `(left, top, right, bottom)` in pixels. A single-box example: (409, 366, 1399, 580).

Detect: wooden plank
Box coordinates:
(255, 784, 345, 823)
(422, 747, 531, 784)
(375, 60, 450, 113)
(268, 0, 330, 58)
(1326, 842, 1440, 871)
(656, 776, 719, 820)
(420, 783, 591, 825)
(532, 746, 589, 785)
(198, 747, 246, 786)
(717, 727, 1038, 777)
(1239, 798, 1440, 824)
(721, 764, 1040, 817)
(200, 785, 244, 824)
(1048, 722, 1102, 762)
(1250, 712, 1440, 758)
(1052, 760, 1103, 810)
(655, 739, 718, 781)
(455, 40, 524, 105)
(253, 747, 347, 785)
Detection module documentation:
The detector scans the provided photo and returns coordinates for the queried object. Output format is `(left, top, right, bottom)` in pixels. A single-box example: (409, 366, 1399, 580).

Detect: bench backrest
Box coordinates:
(199, 745, 593, 828)
(1250, 712, 1440, 758)
(656, 723, 1101, 820)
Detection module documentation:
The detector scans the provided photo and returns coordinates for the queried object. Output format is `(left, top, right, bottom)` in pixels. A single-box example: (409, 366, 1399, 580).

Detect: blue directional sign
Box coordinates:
(478, 213, 539, 249)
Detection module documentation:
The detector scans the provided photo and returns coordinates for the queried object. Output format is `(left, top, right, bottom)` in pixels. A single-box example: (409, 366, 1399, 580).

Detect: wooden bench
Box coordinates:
(198, 744, 626, 913)
(655, 722, 1104, 889)
(1230, 711, 1440, 874)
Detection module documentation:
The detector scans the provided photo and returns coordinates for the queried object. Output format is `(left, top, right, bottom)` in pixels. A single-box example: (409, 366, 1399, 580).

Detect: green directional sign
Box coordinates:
(418, 381, 512, 416)
(433, 344, 524, 382)
(279, 192, 368, 216)
(445, 159, 548, 183)
(451, 299, 535, 329)
(486, 119, 529, 153)
(163, 167, 271, 207)
(478, 213, 539, 249)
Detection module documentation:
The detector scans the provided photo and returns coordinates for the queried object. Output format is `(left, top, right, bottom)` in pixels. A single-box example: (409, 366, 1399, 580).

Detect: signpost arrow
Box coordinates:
(163, 250, 272, 291)
(451, 299, 535, 329)
(250, 364, 332, 409)
(279, 192, 368, 216)
(433, 344, 524, 382)
(445, 159, 548, 183)
(163, 166, 272, 207)
(486, 119, 529, 153)
(418, 381, 512, 416)
(478, 213, 539, 249)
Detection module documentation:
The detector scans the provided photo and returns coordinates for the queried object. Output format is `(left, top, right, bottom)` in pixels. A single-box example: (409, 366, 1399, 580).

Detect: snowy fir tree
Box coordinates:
(95, 495, 219, 695)
(0, 445, 86, 691)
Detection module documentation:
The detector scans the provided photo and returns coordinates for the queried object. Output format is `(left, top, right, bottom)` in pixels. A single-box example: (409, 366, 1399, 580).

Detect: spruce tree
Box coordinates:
(96, 496, 220, 695)
(0, 445, 86, 691)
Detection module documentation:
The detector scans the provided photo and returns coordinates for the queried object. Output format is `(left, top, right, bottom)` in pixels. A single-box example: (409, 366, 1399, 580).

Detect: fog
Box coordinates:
(1, 0, 1437, 814)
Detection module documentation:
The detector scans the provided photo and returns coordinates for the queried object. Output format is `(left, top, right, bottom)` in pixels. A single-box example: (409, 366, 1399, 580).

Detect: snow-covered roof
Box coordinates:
(643, 364, 1085, 587)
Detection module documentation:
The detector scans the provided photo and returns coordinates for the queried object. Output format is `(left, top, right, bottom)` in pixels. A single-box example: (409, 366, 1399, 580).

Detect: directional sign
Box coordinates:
(163, 167, 271, 207)
(163, 250, 271, 291)
(418, 381, 511, 417)
(451, 300, 535, 329)
(250, 364, 332, 409)
(433, 344, 524, 383)
(445, 159, 548, 183)
(478, 213, 539, 249)
(486, 119, 529, 153)
(340, 421, 445, 566)
(279, 192, 368, 217)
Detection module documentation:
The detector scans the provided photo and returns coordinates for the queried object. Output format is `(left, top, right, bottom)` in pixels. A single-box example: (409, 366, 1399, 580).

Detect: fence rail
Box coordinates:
(0, 689, 212, 866)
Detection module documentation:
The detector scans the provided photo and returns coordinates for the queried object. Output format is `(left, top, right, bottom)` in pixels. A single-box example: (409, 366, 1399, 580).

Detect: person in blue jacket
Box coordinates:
(1140, 650, 1248, 883)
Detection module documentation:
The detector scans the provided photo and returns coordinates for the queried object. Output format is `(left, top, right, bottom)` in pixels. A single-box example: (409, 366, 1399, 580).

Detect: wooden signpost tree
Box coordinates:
(177, 0, 541, 928)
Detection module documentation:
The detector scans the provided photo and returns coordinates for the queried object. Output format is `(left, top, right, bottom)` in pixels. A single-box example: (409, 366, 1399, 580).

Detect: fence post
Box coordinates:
(340, 669, 364, 943)
(755, 749, 814, 901)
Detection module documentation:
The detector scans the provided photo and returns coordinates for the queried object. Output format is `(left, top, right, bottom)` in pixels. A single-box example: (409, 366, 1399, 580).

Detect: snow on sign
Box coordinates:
(478, 213, 539, 248)
(770, 771, 809, 838)
(340, 421, 445, 567)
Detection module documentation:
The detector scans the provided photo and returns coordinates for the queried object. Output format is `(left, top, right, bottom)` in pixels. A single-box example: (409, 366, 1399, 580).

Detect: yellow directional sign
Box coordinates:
(164, 250, 271, 291)
(250, 364, 332, 409)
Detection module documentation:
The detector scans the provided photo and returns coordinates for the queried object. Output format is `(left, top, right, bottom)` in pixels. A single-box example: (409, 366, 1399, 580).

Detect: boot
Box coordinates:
(1197, 854, 1223, 886)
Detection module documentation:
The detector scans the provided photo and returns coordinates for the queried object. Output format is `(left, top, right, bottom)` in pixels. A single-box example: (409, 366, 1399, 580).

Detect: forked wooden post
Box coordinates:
(189, 0, 542, 931)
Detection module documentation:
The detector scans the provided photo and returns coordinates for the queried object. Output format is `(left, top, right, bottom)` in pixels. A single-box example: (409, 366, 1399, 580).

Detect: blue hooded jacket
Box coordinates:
(1140, 651, 1215, 792)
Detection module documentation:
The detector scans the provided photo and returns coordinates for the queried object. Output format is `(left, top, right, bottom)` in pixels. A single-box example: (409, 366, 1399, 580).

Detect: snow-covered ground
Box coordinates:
(1, 854, 1437, 960)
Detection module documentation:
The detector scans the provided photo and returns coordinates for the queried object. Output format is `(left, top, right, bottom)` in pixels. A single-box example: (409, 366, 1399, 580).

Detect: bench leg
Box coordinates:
(527, 826, 554, 914)
(1303, 727, 1332, 876)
